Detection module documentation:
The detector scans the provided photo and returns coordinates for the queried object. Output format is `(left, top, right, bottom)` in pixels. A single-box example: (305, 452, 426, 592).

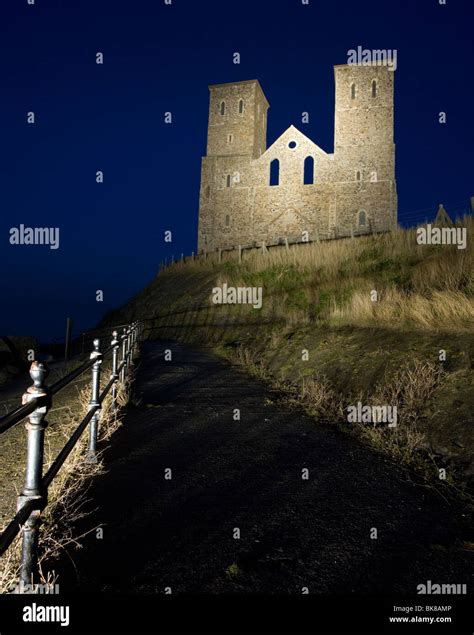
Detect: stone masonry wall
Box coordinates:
(198, 66, 397, 252)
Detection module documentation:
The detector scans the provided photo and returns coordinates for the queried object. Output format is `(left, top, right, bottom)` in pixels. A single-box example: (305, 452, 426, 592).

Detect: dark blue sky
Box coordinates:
(1, 0, 473, 340)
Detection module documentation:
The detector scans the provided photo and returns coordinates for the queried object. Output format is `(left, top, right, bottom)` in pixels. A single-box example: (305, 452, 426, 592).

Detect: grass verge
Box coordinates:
(0, 366, 134, 594)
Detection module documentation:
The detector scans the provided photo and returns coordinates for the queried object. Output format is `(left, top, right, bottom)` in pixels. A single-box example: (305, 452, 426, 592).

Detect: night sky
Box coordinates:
(1, 0, 473, 341)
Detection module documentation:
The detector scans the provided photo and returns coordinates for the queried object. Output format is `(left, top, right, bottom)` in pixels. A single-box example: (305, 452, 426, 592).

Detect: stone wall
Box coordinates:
(198, 66, 397, 252)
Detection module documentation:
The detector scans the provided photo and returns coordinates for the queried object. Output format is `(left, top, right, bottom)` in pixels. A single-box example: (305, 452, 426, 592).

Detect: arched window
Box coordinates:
(371, 80, 377, 98)
(304, 156, 314, 185)
(220, 101, 226, 116)
(269, 159, 280, 186)
(356, 170, 362, 181)
(225, 214, 230, 227)
(238, 99, 244, 114)
(358, 210, 367, 227)
(351, 83, 356, 100)
(226, 174, 231, 188)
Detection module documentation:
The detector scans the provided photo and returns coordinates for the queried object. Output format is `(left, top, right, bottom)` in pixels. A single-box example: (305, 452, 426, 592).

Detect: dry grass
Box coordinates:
(161, 217, 473, 334)
(299, 377, 344, 421)
(329, 288, 474, 331)
(0, 365, 134, 594)
(359, 360, 444, 465)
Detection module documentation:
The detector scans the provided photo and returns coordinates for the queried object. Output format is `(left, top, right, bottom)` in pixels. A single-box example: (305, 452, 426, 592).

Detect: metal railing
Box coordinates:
(0, 321, 143, 588)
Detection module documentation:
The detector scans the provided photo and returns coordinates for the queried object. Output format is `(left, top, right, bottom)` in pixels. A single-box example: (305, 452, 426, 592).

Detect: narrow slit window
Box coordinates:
(220, 101, 226, 116)
(351, 83, 356, 100)
(225, 214, 230, 227)
(269, 159, 280, 186)
(358, 210, 367, 227)
(372, 80, 377, 98)
(239, 99, 244, 114)
(226, 174, 231, 188)
(304, 156, 315, 185)
(356, 170, 361, 181)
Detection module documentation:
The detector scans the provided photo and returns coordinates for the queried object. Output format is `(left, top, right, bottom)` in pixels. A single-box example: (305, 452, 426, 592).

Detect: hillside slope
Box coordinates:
(102, 221, 474, 488)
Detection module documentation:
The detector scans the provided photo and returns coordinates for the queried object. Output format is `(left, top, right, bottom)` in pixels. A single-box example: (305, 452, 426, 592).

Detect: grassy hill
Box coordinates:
(102, 219, 474, 490)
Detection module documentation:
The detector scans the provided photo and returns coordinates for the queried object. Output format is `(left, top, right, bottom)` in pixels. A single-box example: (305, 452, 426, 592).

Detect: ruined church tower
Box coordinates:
(198, 80, 269, 251)
(332, 64, 397, 233)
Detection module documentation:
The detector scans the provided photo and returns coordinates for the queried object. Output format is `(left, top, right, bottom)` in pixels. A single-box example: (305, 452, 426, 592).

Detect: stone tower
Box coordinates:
(332, 64, 397, 232)
(197, 65, 397, 253)
(198, 80, 269, 251)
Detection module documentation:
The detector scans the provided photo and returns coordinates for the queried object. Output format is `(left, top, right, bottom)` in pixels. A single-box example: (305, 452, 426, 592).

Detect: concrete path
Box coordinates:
(58, 341, 472, 594)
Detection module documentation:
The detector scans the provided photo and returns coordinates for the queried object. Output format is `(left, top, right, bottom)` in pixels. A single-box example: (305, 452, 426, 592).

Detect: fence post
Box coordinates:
(126, 326, 133, 367)
(17, 361, 51, 589)
(86, 339, 102, 464)
(120, 328, 128, 383)
(132, 323, 138, 357)
(130, 323, 135, 356)
(111, 330, 119, 408)
(64, 317, 73, 360)
(135, 322, 140, 352)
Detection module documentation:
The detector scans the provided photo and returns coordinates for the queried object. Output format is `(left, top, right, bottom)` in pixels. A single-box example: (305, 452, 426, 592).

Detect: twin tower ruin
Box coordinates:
(197, 64, 397, 252)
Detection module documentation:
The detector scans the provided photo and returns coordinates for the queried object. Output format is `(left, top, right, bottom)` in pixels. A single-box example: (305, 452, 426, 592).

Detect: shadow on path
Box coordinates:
(57, 341, 472, 594)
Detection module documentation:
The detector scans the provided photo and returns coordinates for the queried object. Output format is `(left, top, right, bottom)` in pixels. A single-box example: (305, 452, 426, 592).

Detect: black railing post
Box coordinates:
(120, 327, 127, 383)
(111, 330, 119, 408)
(64, 317, 73, 361)
(86, 339, 102, 464)
(126, 326, 133, 368)
(133, 322, 139, 355)
(17, 361, 51, 590)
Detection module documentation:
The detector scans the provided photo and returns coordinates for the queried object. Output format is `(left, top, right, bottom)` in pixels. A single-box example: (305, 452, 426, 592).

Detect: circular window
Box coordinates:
(288, 141, 297, 149)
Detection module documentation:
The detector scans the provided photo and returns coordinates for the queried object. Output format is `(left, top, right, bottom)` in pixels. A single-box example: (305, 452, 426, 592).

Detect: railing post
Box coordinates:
(86, 339, 102, 464)
(17, 361, 51, 589)
(133, 323, 139, 355)
(126, 326, 133, 368)
(111, 330, 119, 408)
(130, 323, 136, 356)
(120, 327, 128, 383)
